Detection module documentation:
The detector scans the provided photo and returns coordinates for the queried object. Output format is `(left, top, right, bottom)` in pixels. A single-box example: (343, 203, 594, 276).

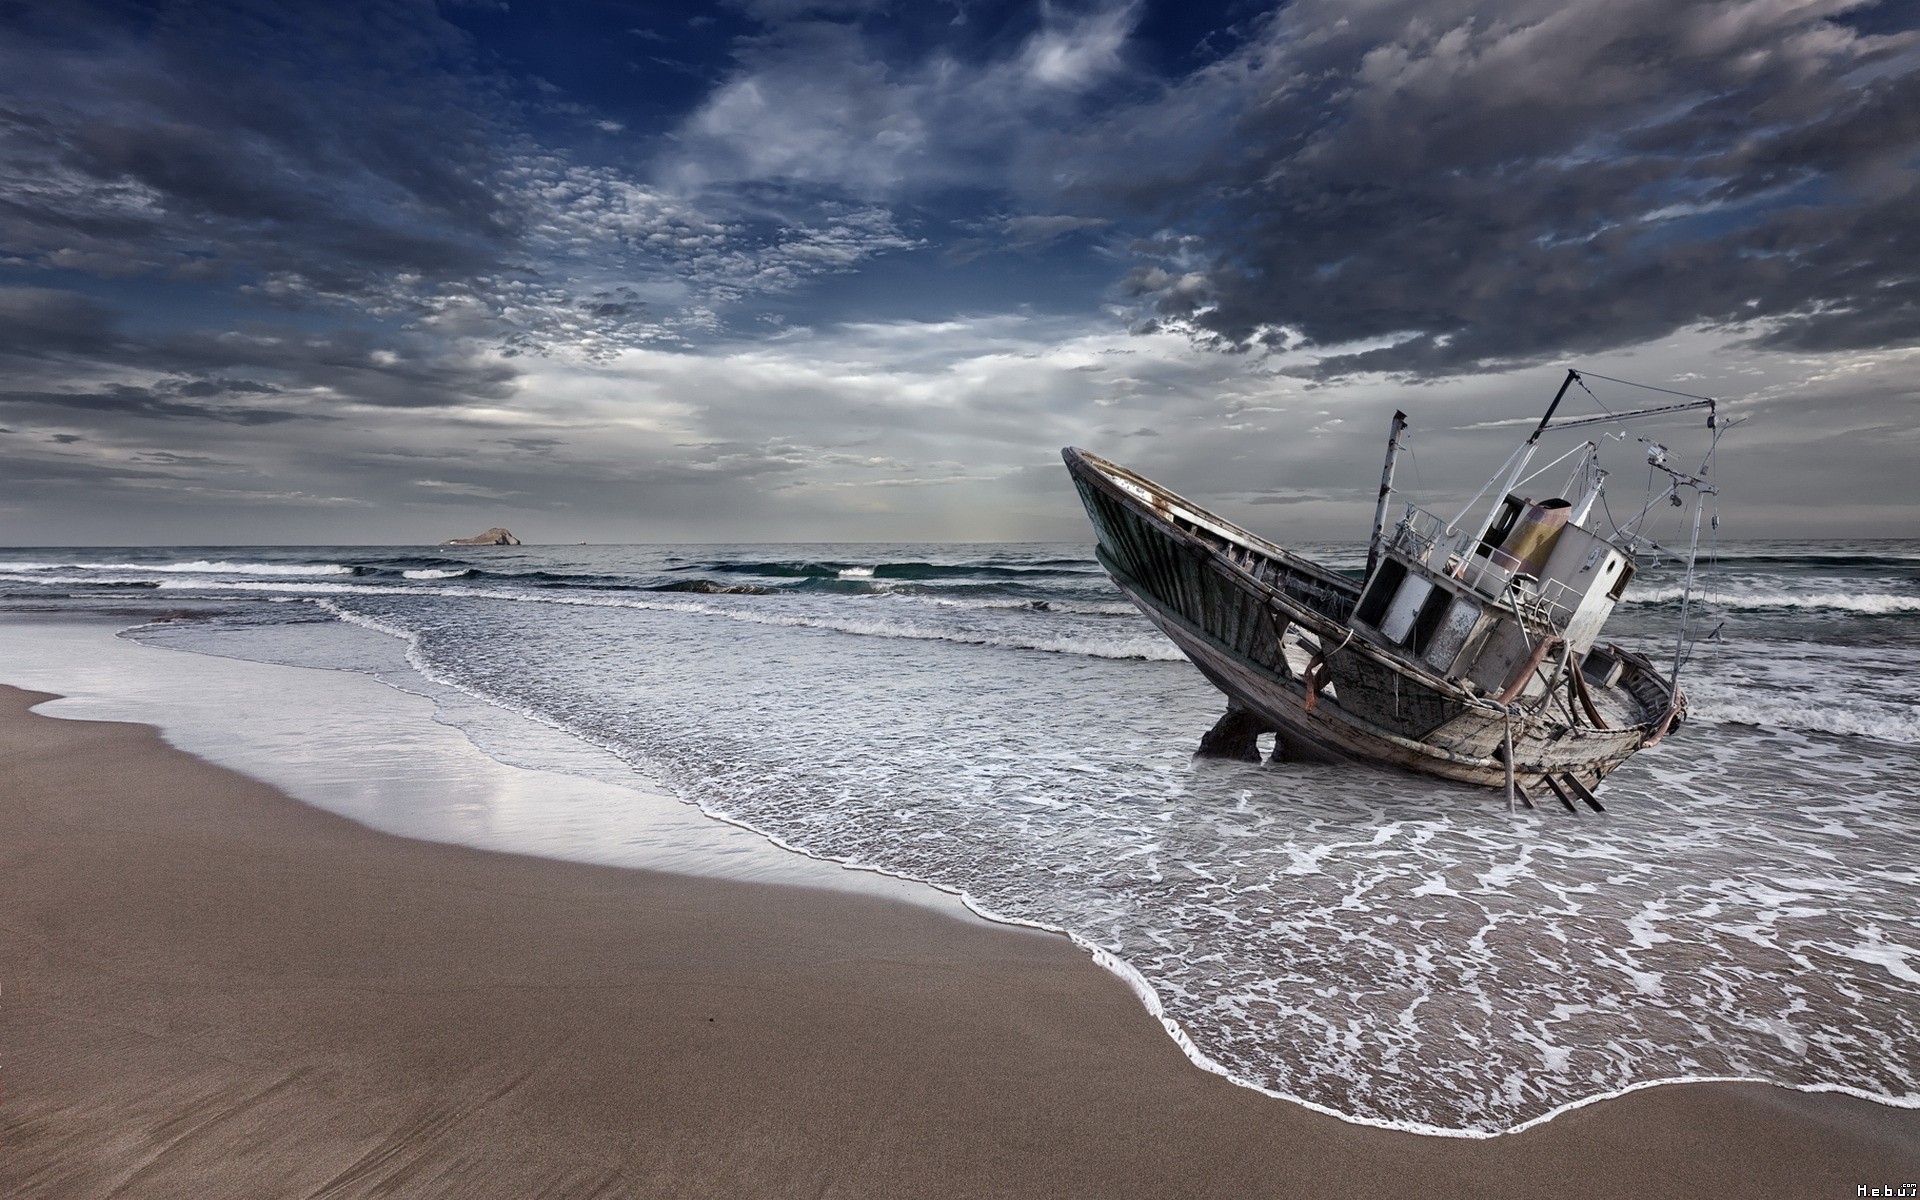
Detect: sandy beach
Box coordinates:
(3, 680, 1917, 1198)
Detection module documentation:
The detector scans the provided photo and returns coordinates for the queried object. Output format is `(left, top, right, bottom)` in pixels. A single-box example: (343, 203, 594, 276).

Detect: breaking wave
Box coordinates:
(0, 559, 356, 576)
(676, 559, 1101, 581)
(299, 589, 1190, 661)
(1691, 691, 1920, 745)
(1627, 586, 1920, 614)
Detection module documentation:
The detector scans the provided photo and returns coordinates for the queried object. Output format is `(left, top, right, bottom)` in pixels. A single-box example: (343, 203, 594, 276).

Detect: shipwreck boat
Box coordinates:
(1064, 370, 1728, 810)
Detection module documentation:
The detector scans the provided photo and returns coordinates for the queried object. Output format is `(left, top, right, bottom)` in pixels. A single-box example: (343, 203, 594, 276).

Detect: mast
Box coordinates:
(1457, 369, 1579, 560)
(1366, 410, 1408, 580)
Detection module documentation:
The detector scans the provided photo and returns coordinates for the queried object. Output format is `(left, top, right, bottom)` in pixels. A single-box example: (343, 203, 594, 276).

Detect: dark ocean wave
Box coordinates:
(665, 560, 844, 578)
(776, 577, 909, 595)
(647, 579, 771, 595)
(975, 557, 1108, 570)
(3, 579, 161, 592)
(465, 569, 636, 586)
(870, 562, 1099, 580)
(1704, 553, 1920, 570)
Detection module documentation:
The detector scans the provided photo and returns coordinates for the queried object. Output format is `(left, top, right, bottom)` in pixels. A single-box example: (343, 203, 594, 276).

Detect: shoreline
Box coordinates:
(0, 612, 984, 915)
(20, 611, 1910, 1139)
(5, 680, 1918, 1195)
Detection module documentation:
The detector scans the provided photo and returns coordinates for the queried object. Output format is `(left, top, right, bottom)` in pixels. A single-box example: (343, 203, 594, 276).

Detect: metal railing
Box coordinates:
(1385, 504, 1580, 634)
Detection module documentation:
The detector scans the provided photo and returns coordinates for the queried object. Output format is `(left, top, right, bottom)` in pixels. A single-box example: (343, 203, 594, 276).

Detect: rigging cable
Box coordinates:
(1572, 371, 1720, 403)
(1573, 374, 1637, 445)
(1444, 442, 1530, 535)
(1679, 507, 1726, 673)
(1400, 433, 1428, 508)
(1515, 440, 1597, 489)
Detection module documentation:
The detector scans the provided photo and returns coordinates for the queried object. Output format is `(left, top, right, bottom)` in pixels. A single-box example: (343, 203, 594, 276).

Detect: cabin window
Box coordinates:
(1476, 496, 1523, 557)
(1409, 585, 1454, 656)
(1354, 559, 1406, 627)
(1607, 559, 1635, 601)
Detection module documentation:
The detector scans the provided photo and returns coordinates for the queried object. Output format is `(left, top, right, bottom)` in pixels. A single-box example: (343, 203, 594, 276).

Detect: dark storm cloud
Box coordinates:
(0, 287, 118, 358)
(0, 285, 521, 413)
(0, 0, 928, 365)
(0, 384, 303, 425)
(1086, 0, 1920, 376)
(148, 326, 520, 408)
(0, 0, 518, 301)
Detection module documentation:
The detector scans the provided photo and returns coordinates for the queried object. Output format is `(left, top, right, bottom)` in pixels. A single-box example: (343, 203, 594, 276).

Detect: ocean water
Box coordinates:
(3, 539, 1916, 1135)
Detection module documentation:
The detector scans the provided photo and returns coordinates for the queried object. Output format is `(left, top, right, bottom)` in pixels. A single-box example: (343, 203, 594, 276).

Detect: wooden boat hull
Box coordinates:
(1065, 447, 1680, 794)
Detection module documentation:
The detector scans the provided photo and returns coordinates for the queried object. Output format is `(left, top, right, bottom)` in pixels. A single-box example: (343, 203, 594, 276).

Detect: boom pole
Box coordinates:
(1457, 370, 1580, 563)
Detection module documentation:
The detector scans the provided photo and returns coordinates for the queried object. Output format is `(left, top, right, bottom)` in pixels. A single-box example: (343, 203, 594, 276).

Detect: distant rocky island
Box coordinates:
(442, 528, 521, 546)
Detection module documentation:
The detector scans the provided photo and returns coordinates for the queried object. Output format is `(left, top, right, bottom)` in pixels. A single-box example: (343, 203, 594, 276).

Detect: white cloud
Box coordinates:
(7, 307, 1918, 540)
(1020, 2, 1136, 88)
(664, 2, 1145, 199)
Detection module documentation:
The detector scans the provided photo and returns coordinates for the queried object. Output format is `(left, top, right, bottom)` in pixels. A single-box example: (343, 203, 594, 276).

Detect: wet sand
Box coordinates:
(3, 682, 1915, 1198)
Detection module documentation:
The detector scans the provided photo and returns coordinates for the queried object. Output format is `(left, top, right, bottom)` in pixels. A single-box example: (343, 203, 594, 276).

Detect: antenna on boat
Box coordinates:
(1646, 414, 1737, 704)
(1557, 370, 1734, 717)
(1366, 410, 1409, 581)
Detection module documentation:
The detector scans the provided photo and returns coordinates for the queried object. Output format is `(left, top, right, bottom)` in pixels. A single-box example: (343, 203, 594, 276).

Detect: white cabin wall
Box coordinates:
(1540, 527, 1630, 657)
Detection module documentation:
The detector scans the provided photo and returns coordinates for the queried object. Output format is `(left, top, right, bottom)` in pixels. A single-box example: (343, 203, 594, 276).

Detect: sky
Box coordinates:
(0, 0, 1916, 546)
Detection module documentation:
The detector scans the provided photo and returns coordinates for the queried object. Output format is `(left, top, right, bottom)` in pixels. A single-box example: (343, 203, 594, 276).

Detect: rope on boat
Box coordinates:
(1302, 625, 1357, 713)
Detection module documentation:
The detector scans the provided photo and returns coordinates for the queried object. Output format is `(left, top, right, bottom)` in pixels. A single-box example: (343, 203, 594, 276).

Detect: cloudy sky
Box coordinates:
(1, 0, 1915, 545)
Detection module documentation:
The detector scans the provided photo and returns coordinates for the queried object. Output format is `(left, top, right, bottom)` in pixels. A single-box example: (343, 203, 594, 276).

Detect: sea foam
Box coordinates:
(15, 537, 1919, 1135)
